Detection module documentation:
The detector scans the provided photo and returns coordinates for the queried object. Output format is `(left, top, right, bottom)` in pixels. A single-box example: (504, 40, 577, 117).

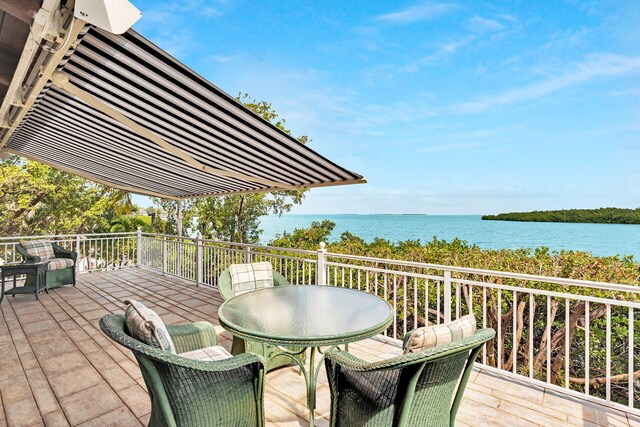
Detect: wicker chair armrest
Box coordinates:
(167, 321, 218, 353)
(51, 243, 78, 262)
(326, 328, 495, 372)
(16, 244, 40, 262)
(100, 315, 265, 372)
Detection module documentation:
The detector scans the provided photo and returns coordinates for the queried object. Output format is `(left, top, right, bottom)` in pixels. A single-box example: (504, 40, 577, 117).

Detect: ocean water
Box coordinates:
(258, 214, 640, 260)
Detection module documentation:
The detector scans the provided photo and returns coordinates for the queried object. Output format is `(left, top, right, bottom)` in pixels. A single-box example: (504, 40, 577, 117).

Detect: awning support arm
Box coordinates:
(0, 17, 86, 150)
(48, 71, 299, 190)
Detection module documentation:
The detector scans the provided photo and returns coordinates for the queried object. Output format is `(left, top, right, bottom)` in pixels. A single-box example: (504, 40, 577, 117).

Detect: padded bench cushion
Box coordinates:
(47, 258, 74, 271)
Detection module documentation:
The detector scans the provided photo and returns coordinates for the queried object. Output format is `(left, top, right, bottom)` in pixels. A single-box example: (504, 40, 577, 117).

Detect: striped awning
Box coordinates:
(2, 25, 365, 199)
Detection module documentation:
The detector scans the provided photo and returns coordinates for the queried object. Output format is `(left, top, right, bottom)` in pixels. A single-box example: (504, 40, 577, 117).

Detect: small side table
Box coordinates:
(0, 262, 48, 304)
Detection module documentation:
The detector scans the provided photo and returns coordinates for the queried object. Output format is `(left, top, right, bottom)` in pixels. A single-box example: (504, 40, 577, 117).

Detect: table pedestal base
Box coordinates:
(268, 344, 346, 427)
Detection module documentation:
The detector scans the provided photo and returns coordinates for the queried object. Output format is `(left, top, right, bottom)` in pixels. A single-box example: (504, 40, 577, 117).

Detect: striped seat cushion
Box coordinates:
(124, 299, 176, 353)
(403, 314, 477, 354)
(228, 262, 274, 296)
(180, 345, 232, 362)
(20, 240, 55, 261)
(47, 258, 74, 271)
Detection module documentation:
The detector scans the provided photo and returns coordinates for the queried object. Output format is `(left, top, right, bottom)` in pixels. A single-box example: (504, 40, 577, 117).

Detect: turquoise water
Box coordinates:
(258, 214, 640, 259)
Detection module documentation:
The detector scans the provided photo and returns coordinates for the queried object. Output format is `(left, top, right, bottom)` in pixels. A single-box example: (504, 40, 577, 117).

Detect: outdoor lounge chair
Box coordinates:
(100, 313, 266, 427)
(218, 262, 305, 371)
(17, 240, 77, 289)
(324, 328, 495, 427)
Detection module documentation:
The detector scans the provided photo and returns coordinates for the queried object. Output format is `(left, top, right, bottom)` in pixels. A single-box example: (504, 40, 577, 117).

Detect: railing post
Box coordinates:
(316, 242, 327, 286)
(162, 236, 167, 275)
(75, 234, 81, 272)
(444, 270, 452, 323)
(196, 232, 203, 287)
(245, 246, 252, 263)
(136, 227, 142, 268)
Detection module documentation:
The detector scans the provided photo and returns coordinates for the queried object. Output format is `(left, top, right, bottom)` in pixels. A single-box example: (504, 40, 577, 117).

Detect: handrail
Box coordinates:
(325, 252, 640, 294)
(141, 232, 317, 255)
(0, 232, 137, 241)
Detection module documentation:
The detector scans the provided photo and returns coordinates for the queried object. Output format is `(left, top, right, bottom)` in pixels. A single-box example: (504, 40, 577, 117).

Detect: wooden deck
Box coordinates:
(0, 269, 638, 427)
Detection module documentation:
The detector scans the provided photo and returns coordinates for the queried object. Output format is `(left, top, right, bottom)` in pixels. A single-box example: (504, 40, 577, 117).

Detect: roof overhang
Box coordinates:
(0, 2, 366, 200)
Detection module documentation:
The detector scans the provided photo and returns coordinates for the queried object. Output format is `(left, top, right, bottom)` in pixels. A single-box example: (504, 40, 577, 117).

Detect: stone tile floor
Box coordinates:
(0, 268, 638, 426)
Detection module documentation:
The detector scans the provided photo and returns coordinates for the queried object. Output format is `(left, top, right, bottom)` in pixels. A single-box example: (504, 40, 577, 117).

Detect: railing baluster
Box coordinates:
(483, 286, 487, 365)
(498, 289, 502, 371)
(606, 304, 611, 401)
(513, 290, 517, 374)
(456, 281, 461, 319)
(393, 274, 397, 339)
(585, 301, 590, 396)
(425, 279, 429, 327)
(547, 295, 551, 385)
(444, 270, 452, 323)
(565, 298, 570, 389)
(374, 271, 378, 296)
(436, 280, 441, 325)
(629, 307, 634, 408)
(384, 273, 388, 336)
(413, 277, 418, 330)
(403, 275, 407, 336)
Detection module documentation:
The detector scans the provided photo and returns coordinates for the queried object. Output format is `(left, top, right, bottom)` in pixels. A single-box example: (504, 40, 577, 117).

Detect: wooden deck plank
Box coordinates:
(0, 268, 635, 426)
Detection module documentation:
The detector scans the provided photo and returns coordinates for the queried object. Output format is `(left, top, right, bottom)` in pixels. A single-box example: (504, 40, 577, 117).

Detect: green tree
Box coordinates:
(0, 156, 129, 235)
(270, 220, 336, 249)
(109, 215, 152, 233)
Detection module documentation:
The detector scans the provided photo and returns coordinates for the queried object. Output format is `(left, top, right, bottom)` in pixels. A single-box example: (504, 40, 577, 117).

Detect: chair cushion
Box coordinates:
(20, 240, 55, 261)
(403, 314, 477, 354)
(180, 345, 232, 362)
(124, 299, 176, 353)
(228, 261, 274, 296)
(47, 258, 74, 271)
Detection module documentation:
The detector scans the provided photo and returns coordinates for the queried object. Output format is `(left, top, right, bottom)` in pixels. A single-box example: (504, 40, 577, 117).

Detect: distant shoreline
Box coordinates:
(482, 208, 640, 225)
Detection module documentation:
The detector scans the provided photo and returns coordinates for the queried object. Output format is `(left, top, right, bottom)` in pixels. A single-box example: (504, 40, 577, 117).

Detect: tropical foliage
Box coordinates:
(110, 215, 152, 233)
(483, 207, 640, 224)
(0, 157, 136, 235)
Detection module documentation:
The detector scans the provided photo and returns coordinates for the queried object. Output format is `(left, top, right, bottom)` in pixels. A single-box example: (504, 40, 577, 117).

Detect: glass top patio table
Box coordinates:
(218, 285, 392, 426)
(218, 285, 393, 347)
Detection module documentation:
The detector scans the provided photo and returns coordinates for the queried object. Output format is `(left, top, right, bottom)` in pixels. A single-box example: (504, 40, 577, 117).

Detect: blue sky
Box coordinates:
(131, 0, 640, 214)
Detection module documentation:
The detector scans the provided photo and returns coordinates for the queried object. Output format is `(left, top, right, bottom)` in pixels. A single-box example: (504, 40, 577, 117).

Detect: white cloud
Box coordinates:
(467, 16, 505, 34)
(455, 53, 640, 113)
(375, 2, 458, 24)
(209, 54, 243, 63)
(419, 142, 484, 152)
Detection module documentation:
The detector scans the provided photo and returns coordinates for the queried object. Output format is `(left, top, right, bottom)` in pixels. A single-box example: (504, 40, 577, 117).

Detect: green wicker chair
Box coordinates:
(16, 241, 77, 289)
(218, 267, 305, 372)
(324, 328, 495, 427)
(99, 314, 266, 427)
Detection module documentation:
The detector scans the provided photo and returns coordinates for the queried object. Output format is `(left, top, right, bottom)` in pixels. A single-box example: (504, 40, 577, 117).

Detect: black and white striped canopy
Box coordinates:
(5, 26, 365, 199)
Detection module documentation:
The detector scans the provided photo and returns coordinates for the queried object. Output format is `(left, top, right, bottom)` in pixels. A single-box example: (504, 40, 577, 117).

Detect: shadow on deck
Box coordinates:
(0, 269, 637, 426)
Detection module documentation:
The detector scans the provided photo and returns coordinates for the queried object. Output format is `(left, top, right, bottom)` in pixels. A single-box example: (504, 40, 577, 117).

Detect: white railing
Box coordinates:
(0, 232, 138, 272)
(138, 232, 318, 287)
(2, 230, 638, 413)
